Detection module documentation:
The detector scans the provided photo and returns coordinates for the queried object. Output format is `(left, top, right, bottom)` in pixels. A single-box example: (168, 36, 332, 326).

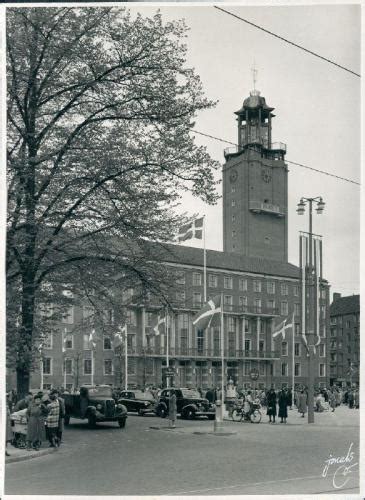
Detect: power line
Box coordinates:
(214, 6, 361, 78)
(193, 129, 361, 186)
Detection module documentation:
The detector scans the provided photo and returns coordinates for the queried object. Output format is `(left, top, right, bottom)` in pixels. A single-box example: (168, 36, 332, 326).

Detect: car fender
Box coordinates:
(182, 403, 198, 413)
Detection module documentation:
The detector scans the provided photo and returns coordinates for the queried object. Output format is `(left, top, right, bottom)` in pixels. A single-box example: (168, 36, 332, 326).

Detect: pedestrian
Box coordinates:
(287, 388, 293, 410)
(297, 390, 307, 417)
(168, 389, 177, 429)
(56, 391, 66, 444)
(45, 389, 61, 447)
(348, 390, 354, 409)
(353, 390, 359, 409)
(266, 388, 277, 424)
(329, 390, 336, 412)
(278, 389, 288, 423)
(14, 392, 33, 411)
(26, 393, 47, 450)
(5, 398, 13, 456)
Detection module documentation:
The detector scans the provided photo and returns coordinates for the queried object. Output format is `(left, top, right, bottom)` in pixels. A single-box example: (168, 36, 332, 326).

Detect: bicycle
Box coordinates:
(231, 401, 262, 424)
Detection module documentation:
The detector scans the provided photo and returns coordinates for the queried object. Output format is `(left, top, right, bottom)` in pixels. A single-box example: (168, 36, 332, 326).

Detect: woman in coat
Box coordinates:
(278, 389, 288, 423)
(329, 390, 337, 412)
(169, 389, 177, 428)
(26, 394, 47, 450)
(297, 390, 307, 417)
(266, 388, 277, 423)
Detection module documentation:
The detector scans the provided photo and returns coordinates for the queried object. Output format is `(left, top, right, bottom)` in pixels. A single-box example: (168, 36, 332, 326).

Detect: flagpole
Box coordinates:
(292, 313, 295, 395)
(166, 308, 170, 388)
(63, 328, 67, 390)
(91, 347, 94, 386)
(203, 215, 207, 302)
(221, 292, 224, 412)
(40, 356, 43, 391)
(125, 325, 128, 391)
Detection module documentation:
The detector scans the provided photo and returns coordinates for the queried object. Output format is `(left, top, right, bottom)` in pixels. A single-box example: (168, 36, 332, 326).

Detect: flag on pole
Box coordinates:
(192, 295, 221, 331)
(151, 314, 166, 336)
(113, 325, 127, 350)
(37, 342, 43, 353)
(272, 314, 294, 340)
(89, 329, 96, 350)
(177, 217, 204, 242)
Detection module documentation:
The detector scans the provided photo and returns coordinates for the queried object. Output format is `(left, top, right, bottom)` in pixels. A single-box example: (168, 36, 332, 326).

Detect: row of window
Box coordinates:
(330, 314, 360, 326)
(41, 357, 154, 376)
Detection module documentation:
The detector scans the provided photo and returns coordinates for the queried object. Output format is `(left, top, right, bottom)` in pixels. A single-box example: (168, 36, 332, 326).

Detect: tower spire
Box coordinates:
(251, 61, 260, 96)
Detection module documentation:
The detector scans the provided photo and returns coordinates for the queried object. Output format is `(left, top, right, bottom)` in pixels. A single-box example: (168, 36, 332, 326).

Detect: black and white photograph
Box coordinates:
(3, 1, 362, 498)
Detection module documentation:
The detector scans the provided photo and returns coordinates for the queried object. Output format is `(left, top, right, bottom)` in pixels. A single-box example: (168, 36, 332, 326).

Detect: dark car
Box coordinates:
(118, 390, 156, 416)
(64, 385, 128, 428)
(156, 388, 215, 420)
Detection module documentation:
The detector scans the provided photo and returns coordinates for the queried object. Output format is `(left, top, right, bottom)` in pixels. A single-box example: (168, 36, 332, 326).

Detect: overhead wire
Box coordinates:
(192, 130, 361, 186)
(214, 6, 361, 78)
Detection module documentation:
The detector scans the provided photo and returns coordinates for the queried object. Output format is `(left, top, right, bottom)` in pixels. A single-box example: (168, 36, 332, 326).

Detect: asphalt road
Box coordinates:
(5, 406, 359, 495)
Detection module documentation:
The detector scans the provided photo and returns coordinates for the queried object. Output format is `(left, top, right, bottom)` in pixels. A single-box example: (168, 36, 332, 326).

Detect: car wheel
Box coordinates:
(88, 415, 97, 428)
(138, 409, 144, 416)
(64, 415, 70, 426)
(187, 409, 196, 420)
(157, 406, 167, 418)
(118, 418, 126, 428)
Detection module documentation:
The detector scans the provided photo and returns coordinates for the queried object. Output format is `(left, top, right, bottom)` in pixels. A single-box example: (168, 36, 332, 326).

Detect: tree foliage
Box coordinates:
(7, 7, 219, 395)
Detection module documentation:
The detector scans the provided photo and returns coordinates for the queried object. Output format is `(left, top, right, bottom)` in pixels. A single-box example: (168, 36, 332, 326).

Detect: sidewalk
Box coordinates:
(5, 443, 59, 464)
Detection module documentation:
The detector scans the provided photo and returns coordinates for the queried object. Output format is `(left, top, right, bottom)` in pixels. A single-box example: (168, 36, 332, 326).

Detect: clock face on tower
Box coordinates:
(261, 169, 272, 183)
(229, 169, 238, 183)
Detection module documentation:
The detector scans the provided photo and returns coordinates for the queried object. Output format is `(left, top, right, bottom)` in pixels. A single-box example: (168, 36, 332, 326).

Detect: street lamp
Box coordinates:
(297, 196, 325, 424)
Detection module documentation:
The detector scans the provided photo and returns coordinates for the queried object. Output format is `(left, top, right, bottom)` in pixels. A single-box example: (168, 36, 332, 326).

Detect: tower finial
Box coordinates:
(251, 61, 260, 96)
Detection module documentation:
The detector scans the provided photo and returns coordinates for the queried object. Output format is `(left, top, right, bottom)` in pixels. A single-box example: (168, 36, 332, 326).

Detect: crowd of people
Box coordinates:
(6, 388, 65, 455)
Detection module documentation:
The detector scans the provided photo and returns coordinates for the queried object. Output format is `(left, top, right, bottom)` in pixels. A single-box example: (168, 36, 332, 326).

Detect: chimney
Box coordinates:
(333, 292, 341, 302)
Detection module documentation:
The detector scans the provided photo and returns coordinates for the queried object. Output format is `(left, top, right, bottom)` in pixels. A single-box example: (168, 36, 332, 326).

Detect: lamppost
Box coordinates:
(297, 196, 325, 424)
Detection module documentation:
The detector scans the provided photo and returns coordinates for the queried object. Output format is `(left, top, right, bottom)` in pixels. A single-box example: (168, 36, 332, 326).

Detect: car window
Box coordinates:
(181, 389, 201, 399)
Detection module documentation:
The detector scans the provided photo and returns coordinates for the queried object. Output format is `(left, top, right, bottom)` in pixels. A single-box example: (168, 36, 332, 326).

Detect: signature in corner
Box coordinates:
(322, 442, 358, 489)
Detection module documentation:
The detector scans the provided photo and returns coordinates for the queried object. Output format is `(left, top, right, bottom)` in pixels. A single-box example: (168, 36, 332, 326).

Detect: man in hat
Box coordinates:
(46, 390, 60, 447)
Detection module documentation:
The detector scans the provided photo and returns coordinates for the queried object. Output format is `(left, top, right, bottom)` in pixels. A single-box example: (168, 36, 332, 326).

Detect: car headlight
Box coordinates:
(96, 404, 103, 410)
(144, 402, 149, 406)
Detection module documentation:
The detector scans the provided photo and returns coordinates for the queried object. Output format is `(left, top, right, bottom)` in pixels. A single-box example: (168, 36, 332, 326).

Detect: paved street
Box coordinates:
(5, 406, 359, 496)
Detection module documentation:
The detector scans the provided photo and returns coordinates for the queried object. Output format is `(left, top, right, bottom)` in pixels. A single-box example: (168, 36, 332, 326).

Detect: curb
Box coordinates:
(6, 446, 58, 464)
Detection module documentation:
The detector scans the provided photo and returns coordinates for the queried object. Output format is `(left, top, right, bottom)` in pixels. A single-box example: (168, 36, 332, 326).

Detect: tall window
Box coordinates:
(281, 342, 288, 356)
(103, 336, 112, 350)
(64, 358, 73, 375)
(281, 301, 288, 316)
(179, 313, 189, 354)
(281, 283, 288, 296)
(281, 363, 288, 376)
(227, 316, 235, 332)
(208, 274, 218, 288)
(253, 280, 261, 292)
(294, 363, 301, 376)
(128, 358, 136, 375)
(244, 339, 251, 352)
(244, 361, 251, 375)
(197, 330, 204, 354)
(239, 296, 248, 310)
(319, 344, 326, 357)
(319, 364, 326, 377)
(43, 333, 53, 349)
(267, 282, 275, 294)
(213, 328, 220, 355)
(146, 359, 154, 375)
(239, 278, 248, 291)
(267, 299, 275, 312)
(192, 272, 202, 286)
(125, 310, 137, 326)
(254, 298, 261, 313)
(294, 343, 300, 356)
(64, 333, 73, 350)
(104, 359, 113, 375)
(294, 303, 300, 316)
(224, 276, 233, 289)
(84, 359, 92, 375)
(244, 318, 249, 334)
(259, 340, 265, 352)
(193, 292, 202, 307)
(224, 295, 233, 311)
(228, 331, 235, 355)
(83, 334, 91, 350)
(259, 362, 265, 375)
(43, 357, 52, 375)
(293, 285, 299, 297)
(102, 309, 114, 325)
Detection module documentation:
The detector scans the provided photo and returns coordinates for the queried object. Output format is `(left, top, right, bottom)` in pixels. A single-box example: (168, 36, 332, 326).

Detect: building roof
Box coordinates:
(235, 91, 274, 117)
(153, 242, 300, 279)
(330, 295, 360, 316)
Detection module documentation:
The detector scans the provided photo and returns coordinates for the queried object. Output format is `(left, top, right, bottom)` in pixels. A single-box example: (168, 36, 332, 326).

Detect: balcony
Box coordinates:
(130, 347, 280, 360)
(224, 141, 286, 160)
(169, 301, 279, 317)
(249, 201, 285, 218)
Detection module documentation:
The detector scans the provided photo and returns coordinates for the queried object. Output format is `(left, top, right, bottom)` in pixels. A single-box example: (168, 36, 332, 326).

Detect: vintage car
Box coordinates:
(118, 390, 156, 415)
(64, 385, 127, 428)
(156, 388, 215, 420)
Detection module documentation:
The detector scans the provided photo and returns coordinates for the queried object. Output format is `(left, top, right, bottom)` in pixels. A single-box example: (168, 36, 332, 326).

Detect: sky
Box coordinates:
(132, 2, 361, 300)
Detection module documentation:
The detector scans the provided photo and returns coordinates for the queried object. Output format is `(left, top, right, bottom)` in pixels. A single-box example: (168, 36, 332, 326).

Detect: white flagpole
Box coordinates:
(221, 292, 224, 411)
(63, 328, 67, 390)
(291, 313, 295, 394)
(125, 326, 128, 391)
(40, 356, 43, 390)
(166, 308, 170, 388)
(203, 215, 207, 302)
(91, 347, 94, 386)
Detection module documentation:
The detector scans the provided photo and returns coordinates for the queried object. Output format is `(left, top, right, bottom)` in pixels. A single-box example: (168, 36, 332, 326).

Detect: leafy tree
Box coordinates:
(7, 7, 219, 396)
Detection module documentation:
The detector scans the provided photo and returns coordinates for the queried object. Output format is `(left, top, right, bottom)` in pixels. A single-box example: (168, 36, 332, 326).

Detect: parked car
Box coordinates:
(156, 388, 215, 420)
(118, 390, 156, 416)
(64, 385, 127, 428)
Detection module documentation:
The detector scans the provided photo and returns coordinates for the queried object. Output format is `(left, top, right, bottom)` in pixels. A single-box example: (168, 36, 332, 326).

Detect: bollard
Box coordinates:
(214, 400, 224, 433)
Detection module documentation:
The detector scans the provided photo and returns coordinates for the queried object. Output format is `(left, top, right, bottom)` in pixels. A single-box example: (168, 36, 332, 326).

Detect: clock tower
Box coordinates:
(223, 88, 288, 262)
